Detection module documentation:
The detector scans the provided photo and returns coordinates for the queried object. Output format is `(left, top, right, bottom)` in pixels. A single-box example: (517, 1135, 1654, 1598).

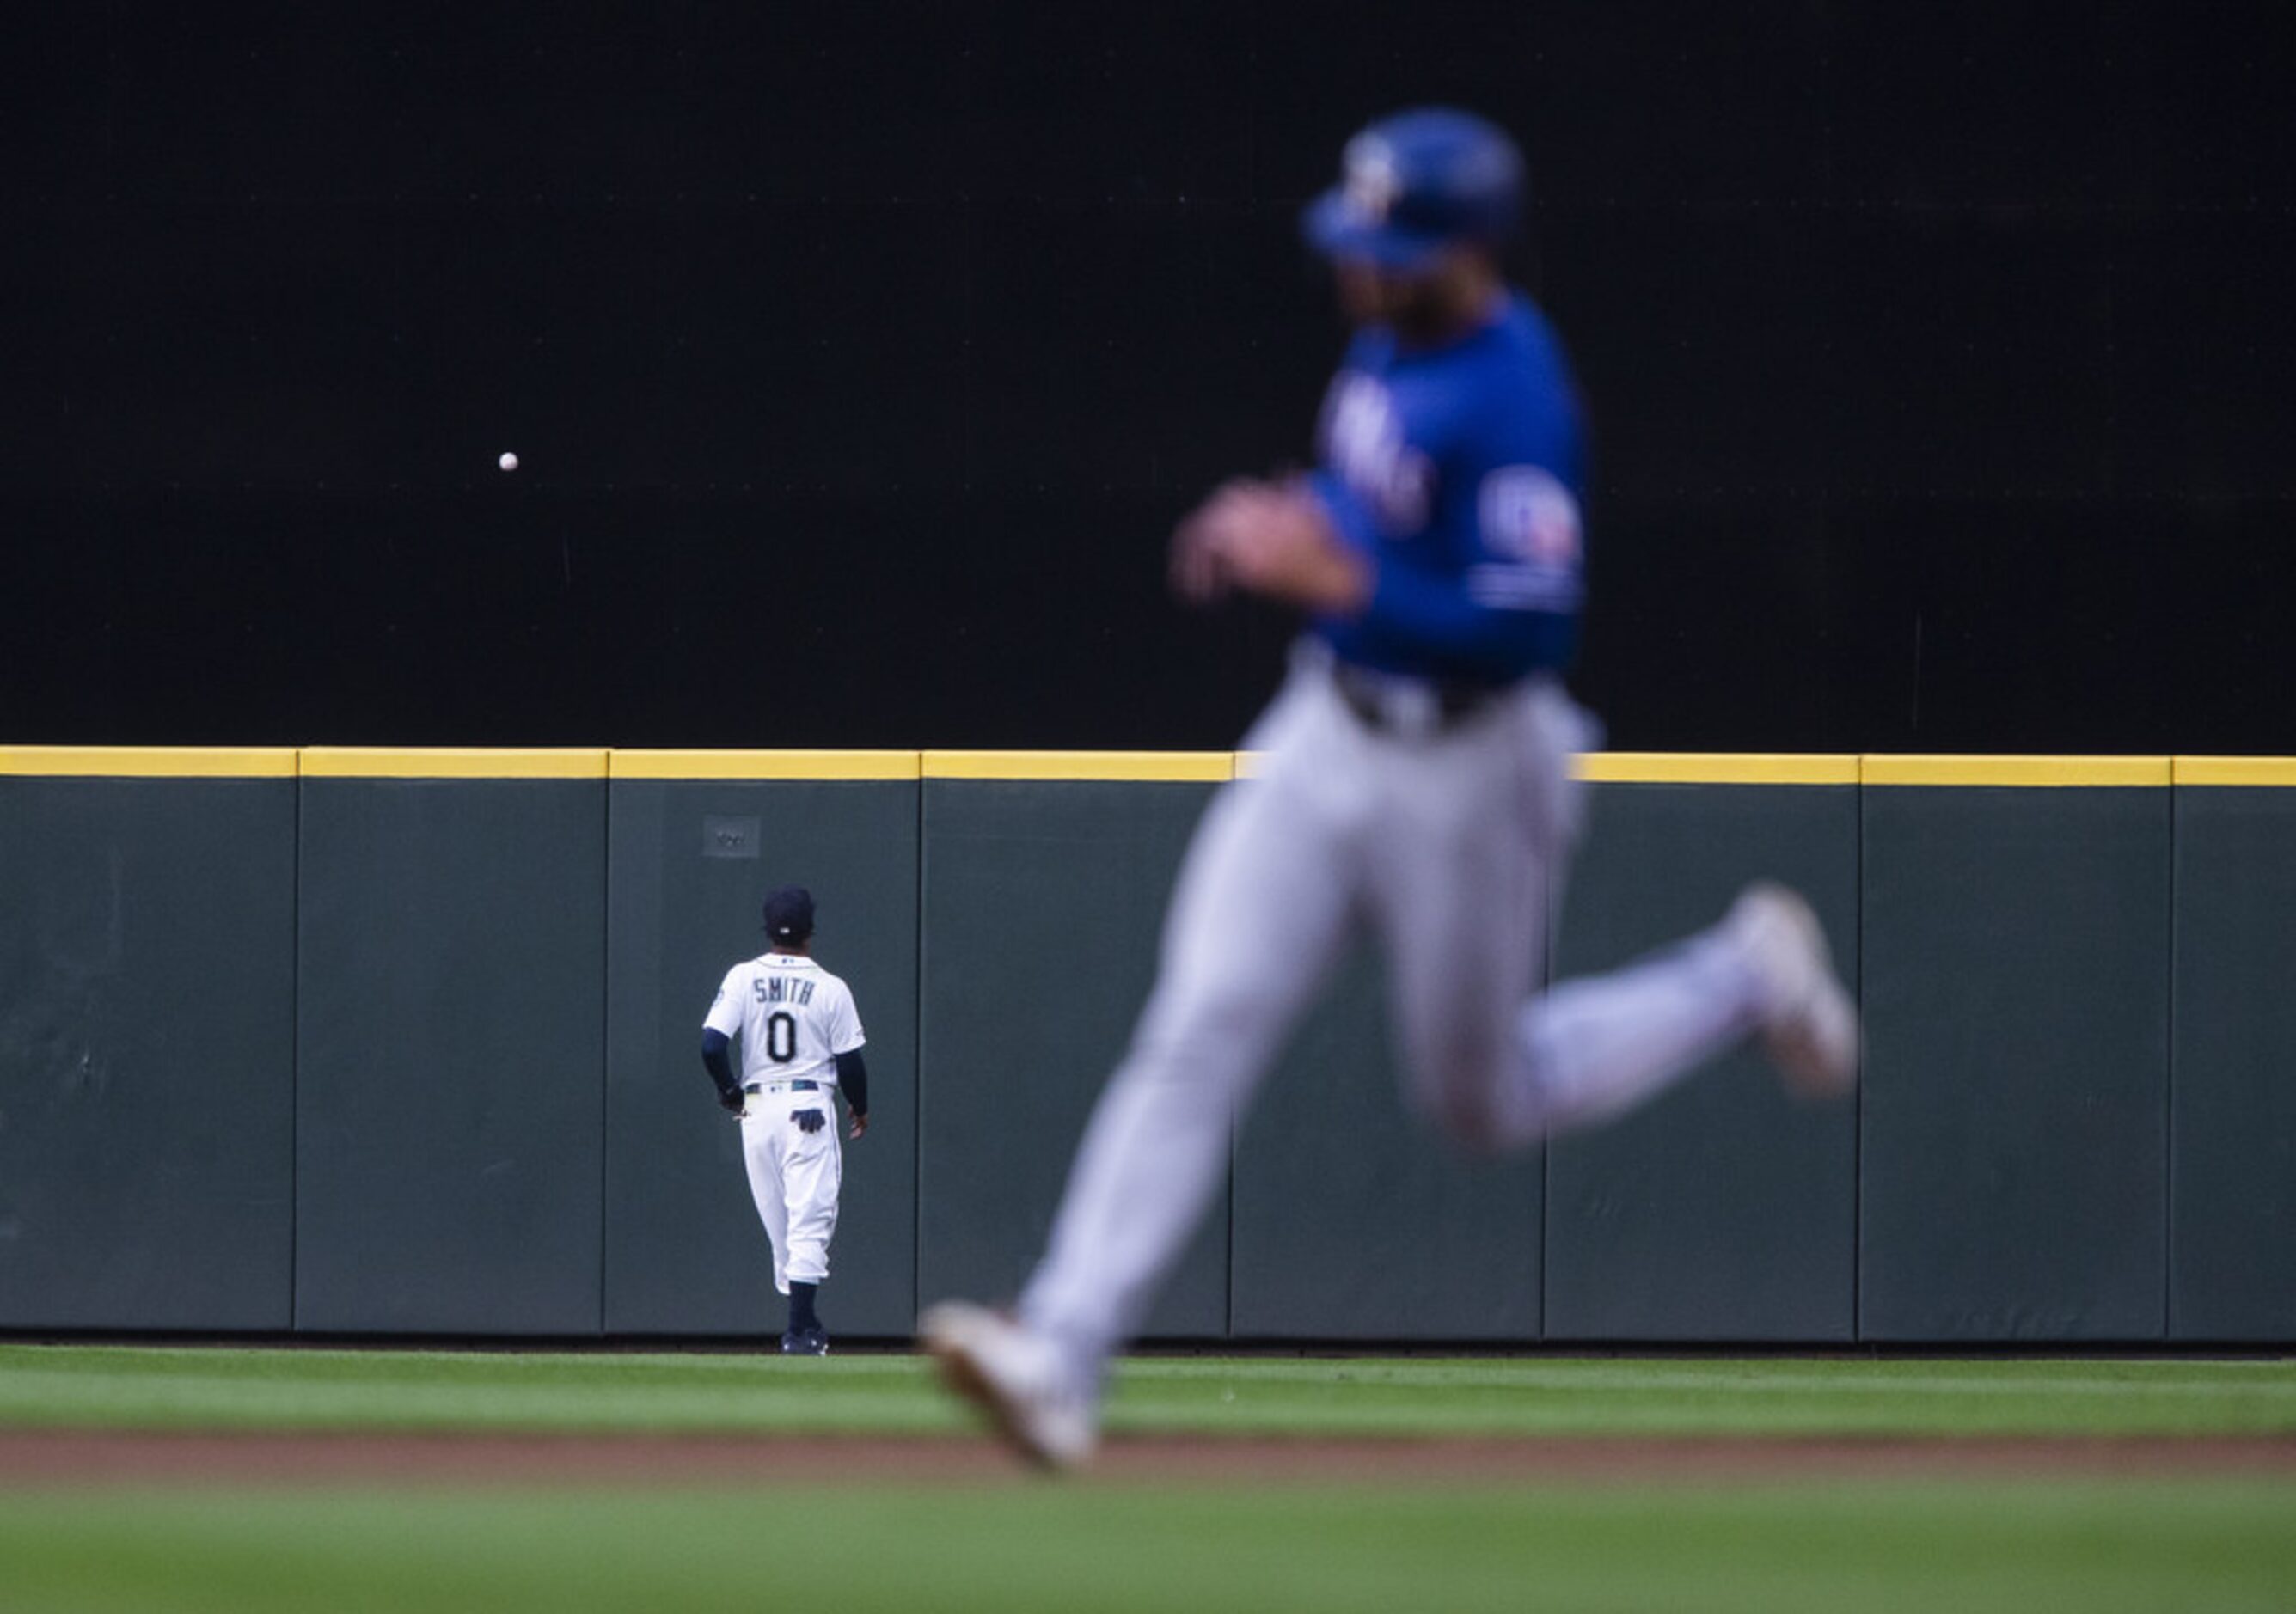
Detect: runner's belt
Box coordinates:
(1332, 664, 1499, 737)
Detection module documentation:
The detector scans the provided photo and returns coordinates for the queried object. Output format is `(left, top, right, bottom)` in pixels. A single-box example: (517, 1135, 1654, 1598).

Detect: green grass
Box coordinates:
(0, 1345, 2292, 1439)
(0, 1347, 2290, 1612)
(0, 1483, 2291, 1614)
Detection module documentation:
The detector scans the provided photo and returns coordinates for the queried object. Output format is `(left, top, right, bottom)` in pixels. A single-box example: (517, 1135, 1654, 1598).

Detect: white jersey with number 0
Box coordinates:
(704, 954, 866, 1088)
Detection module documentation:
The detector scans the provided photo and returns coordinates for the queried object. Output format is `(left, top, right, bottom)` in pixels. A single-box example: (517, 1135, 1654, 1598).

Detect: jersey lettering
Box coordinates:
(705, 957, 866, 1087)
(1323, 375, 1431, 531)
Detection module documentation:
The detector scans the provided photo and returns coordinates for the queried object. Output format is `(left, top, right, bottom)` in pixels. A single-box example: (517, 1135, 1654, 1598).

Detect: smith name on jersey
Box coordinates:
(705, 954, 866, 1089)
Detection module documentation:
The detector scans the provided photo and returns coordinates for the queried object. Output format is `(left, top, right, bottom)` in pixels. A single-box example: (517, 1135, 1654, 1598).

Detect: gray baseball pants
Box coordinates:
(1018, 651, 1766, 1373)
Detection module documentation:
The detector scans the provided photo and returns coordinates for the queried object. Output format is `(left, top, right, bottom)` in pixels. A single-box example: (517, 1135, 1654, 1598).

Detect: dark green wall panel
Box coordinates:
(0, 777, 296, 1328)
(918, 778, 1228, 1338)
(1229, 946, 1545, 1341)
(11, 757, 2287, 1345)
(603, 779, 919, 1338)
(295, 778, 607, 1334)
(2170, 786, 2296, 1341)
(1545, 783, 1859, 1342)
(1860, 786, 2170, 1341)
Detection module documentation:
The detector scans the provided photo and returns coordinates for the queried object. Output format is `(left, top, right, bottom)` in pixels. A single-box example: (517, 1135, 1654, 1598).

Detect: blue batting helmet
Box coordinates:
(1301, 108, 1524, 270)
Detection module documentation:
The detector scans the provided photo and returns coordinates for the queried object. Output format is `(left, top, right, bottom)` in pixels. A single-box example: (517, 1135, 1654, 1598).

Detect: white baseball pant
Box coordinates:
(740, 1087, 842, 1293)
(1018, 651, 1769, 1373)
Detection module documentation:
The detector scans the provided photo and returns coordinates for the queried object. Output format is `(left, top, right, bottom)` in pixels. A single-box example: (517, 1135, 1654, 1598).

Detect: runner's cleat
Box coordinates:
(1730, 882, 1860, 1098)
(920, 1301, 1099, 1471)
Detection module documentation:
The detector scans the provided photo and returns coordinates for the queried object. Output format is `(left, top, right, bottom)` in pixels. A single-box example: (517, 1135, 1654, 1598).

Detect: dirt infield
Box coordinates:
(3, 1430, 2293, 1489)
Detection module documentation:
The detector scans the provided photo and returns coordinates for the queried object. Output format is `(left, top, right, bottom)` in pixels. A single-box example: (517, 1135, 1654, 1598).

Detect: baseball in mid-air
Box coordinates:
(498, 451, 519, 472)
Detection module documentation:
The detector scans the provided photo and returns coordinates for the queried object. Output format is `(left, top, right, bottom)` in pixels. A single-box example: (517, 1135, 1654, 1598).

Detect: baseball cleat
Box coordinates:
(919, 1301, 1098, 1471)
(781, 1327, 830, 1356)
(1730, 882, 1859, 1098)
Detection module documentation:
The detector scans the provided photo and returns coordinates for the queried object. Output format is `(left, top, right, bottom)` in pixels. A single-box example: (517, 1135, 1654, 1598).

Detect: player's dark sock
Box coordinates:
(788, 1281, 820, 1333)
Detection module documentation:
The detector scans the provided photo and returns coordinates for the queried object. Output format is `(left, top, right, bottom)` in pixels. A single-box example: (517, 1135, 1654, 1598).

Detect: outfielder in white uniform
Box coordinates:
(702, 885, 871, 1356)
(922, 109, 1859, 1465)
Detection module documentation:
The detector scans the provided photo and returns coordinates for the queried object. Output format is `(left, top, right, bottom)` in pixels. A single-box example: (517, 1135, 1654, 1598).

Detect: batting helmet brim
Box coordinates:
(1301, 187, 1454, 270)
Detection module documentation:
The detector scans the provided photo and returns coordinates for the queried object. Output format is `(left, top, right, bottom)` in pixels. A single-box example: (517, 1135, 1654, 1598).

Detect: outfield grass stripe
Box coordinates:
(1129, 1358, 2296, 1390)
(1, 1348, 2292, 1441)
(0, 1483, 2291, 1614)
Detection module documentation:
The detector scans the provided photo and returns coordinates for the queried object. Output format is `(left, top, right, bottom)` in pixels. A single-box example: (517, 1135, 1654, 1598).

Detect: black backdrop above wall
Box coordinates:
(6, 3, 2292, 750)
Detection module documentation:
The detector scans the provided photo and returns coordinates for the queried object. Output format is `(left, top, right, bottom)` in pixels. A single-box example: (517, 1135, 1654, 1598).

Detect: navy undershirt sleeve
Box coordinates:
(701, 1029, 739, 1097)
(834, 1048, 870, 1117)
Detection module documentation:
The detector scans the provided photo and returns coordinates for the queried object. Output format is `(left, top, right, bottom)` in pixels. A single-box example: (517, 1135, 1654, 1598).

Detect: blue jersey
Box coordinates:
(1307, 290, 1586, 687)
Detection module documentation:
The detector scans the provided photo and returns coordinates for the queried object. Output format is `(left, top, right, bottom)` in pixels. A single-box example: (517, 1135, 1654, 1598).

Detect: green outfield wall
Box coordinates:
(0, 746, 2289, 1344)
(1544, 760, 1863, 1343)
(292, 749, 611, 1334)
(0, 751, 297, 1330)
(1858, 757, 2173, 1342)
(602, 752, 921, 1339)
(2166, 760, 2296, 1341)
(917, 755, 1234, 1340)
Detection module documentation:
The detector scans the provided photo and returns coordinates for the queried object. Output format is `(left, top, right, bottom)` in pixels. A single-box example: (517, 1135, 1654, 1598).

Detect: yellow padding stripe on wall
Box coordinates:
(1863, 755, 2170, 787)
(299, 748, 609, 779)
(7, 749, 2291, 785)
(1576, 753, 1860, 785)
(923, 751, 1237, 782)
(2174, 757, 2296, 787)
(0, 747, 299, 778)
(612, 750, 921, 780)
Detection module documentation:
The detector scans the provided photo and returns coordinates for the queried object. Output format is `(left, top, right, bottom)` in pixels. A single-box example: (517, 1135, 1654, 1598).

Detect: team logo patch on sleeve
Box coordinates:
(1479, 467, 1582, 566)
(1469, 466, 1584, 611)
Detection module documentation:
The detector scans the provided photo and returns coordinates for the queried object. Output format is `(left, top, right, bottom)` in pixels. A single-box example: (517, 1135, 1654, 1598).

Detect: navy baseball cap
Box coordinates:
(762, 885, 816, 943)
(1302, 107, 1525, 270)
